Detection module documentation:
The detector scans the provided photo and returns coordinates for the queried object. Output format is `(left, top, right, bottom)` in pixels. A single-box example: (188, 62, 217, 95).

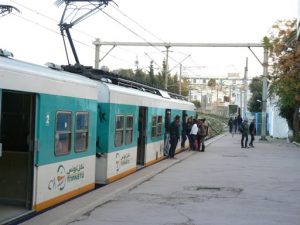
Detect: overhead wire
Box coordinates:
(106, 5, 192, 69)
(8, 0, 196, 72)
(8, 0, 135, 66)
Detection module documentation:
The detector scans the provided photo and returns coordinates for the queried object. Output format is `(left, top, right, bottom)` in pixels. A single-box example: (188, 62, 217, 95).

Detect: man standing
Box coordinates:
(249, 119, 256, 147)
(190, 119, 198, 150)
(169, 115, 180, 159)
(163, 111, 171, 157)
(241, 119, 249, 148)
(199, 118, 208, 152)
(181, 114, 188, 148)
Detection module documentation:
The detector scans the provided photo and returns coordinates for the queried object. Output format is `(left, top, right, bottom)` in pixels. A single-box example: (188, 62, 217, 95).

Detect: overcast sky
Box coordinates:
(0, 0, 297, 78)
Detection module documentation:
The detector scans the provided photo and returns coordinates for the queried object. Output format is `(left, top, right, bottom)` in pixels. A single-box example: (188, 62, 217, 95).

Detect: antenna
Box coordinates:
(0, 5, 20, 17)
(55, 0, 113, 66)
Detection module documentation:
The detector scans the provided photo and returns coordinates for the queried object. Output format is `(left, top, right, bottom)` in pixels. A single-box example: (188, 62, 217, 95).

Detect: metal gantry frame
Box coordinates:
(93, 40, 268, 140)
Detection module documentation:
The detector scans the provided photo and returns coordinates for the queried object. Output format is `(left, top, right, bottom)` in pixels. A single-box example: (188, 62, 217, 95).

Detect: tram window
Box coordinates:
(151, 116, 157, 137)
(157, 116, 163, 136)
(115, 115, 124, 147)
(75, 112, 89, 152)
(125, 115, 133, 145)
(55, 111, 72, 156)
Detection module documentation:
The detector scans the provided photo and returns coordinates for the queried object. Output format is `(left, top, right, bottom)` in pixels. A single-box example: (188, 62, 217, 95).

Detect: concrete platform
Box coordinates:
(20, 134, 300, 225)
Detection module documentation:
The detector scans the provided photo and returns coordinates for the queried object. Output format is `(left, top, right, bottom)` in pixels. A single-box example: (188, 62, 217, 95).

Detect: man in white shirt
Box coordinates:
(190, 119, 198, 150)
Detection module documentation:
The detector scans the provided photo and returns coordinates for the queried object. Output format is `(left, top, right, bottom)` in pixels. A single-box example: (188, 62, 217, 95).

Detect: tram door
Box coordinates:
(0, 90, 35, 213)
(137, 107, 147, 166)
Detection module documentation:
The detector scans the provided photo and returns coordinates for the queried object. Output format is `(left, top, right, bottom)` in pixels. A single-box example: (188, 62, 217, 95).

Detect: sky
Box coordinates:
(0, 0, 297, 79)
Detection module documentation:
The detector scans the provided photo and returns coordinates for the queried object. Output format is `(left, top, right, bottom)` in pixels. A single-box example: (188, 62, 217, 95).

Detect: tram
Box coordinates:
(0, 55, 195, 223)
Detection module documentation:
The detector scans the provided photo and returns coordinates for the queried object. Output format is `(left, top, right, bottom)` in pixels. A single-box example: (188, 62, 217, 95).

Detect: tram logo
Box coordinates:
(115, 152, 131, 173)
(48, 165, 66, 191)
(48, 163, 85, 191)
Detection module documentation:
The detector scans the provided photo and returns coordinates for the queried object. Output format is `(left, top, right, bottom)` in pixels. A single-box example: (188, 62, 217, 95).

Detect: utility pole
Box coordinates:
(93, 38, 101, 69)
(164, 46, 170, 89)
(260, 47, 268, 140)
(243, 57, 248, 118)
(179, 64, 182, 95)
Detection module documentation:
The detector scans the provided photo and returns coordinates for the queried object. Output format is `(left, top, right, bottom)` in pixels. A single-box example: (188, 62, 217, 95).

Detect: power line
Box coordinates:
(12, 12, 93, 49)
(10, 0, 96, 39)
(8, 1, 136, 67)
(111, 4, 165, 43)
(8, 0, 152, 68)
(8, 1, 193, 72)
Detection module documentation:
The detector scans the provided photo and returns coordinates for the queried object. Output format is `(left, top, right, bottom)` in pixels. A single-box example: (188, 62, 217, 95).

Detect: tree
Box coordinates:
(148, 60, 155, 85)
(248, 77, 263, 112)
(113, 68, 134, 78)
(208, 78, 217, 89)
(266, 19, 300, 142)
(192, 100, 201, 108)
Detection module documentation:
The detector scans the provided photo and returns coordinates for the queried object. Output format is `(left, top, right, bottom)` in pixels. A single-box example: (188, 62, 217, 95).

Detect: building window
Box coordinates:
(151, 116, 157, 137)
(193, 79, 197, 84)
(157, 116, 162, 136)
(115, 115, 124, 147)
(125, 115, 133, 145)
(75, 112, 89, 152)
(55, 111, 72, 156)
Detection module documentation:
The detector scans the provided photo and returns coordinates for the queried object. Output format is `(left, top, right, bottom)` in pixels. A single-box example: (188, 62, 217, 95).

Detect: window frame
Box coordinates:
(54, 110, 72, 156)
(74, 111, 89, 153)
(156, 115, 163, 137)
(114, 114, 125, 147)
(151, 115, 157, 138)
(125, 114, 134, 145)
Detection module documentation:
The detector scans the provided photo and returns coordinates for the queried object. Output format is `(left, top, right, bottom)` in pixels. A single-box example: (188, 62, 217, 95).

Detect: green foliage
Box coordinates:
(248, 77, 263, 112)
(113, 60, 191, 98)
(208, 78, 217, 89)
(192, 100, 201, 108)
(267, 19, 300, 141)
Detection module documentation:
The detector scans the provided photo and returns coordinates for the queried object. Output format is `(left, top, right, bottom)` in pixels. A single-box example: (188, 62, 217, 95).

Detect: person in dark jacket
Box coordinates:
(249, 119, 256, 147)
(228, 117, 233, 133)
(181, 114, 188, 148)
(169, 115, 180, 158)
(240, 119, 249, 148)
(237, 114, 243, 132)
(186, 117, 193, 149)
(163, 111, 171, 156)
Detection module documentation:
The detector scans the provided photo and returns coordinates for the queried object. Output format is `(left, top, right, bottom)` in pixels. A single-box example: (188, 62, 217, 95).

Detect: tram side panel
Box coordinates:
(96, 102, 138, 184)
(34, 94, 97, 211)
(143, 107, 165, 166)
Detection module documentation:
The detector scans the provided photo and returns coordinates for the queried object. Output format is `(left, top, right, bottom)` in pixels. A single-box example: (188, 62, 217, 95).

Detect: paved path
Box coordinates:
(22, 134, 300, 225)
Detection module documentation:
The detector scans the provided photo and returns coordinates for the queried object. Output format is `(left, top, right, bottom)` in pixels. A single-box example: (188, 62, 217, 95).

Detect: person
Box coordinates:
(237, 114, 243, 133)
(163, 111, 171, 157)
(181, 114, 188, 148)
(199, 118, 208, 152)
(189, 119, 198, 150)
(169, 115, 180, 158)
(186, 117, 193, 150)
(249, 119, 256, 147)
(228, 117, 233, 133)
(196, 119, 202, 151)
(234, 116, 238, 133)
(240, 119, 249, 148)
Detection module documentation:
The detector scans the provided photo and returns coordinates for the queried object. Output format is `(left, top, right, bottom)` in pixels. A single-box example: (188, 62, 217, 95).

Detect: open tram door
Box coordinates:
(137, 107, 147, 166)
(0, 90, 36, 224)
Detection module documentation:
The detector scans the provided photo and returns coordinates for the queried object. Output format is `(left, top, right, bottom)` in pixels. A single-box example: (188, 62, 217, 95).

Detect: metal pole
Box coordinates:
(179, 64, 182, 95)
(240, 88, 243, 115)
(164, 46, 170, 89)
(244, 57, 248, 118)
(93, 38, 101, 69)
(260, 47, 268, 140)
(65, 27, 80, 65)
